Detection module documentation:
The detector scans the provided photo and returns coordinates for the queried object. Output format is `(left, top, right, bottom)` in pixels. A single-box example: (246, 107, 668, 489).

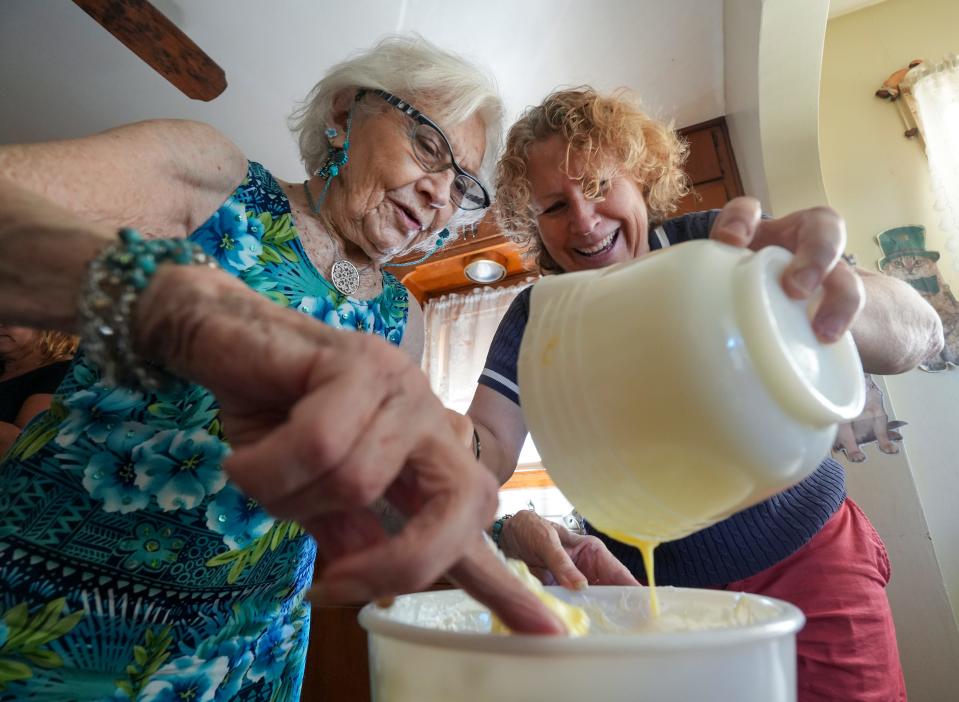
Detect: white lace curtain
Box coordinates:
(906, 54, 959, 260)
(423, 278, 544, 466)
(423, 280, 533, 413)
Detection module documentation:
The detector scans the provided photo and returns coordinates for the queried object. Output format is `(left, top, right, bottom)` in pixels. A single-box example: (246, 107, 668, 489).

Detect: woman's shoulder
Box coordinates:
(236, 162, 290, 206)
(193, 162, 299, 235)
(117, 119, 249, 233)
(511, 284, 534, 309)
(659, 210, 721, 244)
(493, 285, 535, 339)
(114, 119, 247, 186)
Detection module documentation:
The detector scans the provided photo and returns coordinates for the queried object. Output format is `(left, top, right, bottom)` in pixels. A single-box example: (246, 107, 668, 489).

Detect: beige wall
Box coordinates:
(819, 0, 959, 698)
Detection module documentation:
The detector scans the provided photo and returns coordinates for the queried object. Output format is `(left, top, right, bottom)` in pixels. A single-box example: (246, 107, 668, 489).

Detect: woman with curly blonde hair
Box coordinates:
(467, 87, 942, 701)
(496, 87, 690, 273)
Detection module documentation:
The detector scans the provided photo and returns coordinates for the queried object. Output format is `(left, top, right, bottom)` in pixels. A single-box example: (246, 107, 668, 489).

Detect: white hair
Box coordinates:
(289, 34, 504, 238)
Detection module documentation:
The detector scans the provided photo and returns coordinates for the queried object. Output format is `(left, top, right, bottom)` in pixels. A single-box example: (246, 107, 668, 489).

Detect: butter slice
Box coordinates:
(490, 559, 590, 636)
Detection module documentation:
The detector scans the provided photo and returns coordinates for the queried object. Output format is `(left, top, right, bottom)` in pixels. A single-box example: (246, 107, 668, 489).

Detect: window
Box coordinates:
(422, 282, 574, 521)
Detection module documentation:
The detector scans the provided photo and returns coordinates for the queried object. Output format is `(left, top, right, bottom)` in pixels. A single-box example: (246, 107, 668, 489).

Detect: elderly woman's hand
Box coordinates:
(498, 510, 639, 589)
(133, 264, 564, 634)
(709, 197, 865, 343)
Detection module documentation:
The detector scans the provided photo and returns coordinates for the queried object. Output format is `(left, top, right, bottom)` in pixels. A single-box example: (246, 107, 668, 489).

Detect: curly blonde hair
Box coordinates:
(0, 328, 76, 379)
(495, 87, 689, 273)
(37, 330, 78, 365)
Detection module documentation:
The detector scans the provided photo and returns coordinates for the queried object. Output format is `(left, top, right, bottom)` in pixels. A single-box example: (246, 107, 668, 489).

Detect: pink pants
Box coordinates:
(724, 498, 906, 701)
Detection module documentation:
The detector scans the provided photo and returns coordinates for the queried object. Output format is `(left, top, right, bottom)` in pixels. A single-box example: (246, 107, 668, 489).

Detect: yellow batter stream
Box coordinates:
(607, 532, 660, 617)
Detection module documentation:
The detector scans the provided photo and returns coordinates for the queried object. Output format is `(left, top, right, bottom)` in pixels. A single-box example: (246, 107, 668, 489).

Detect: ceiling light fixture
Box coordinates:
(464, 252, 507, 284)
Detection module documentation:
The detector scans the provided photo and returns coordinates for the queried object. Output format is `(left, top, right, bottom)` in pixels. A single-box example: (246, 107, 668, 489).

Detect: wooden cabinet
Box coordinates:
(302, 604, 370, 701)
(386, 218, 535, 303)
(674, 117, 744, 216)
(302, 581, 453, 702)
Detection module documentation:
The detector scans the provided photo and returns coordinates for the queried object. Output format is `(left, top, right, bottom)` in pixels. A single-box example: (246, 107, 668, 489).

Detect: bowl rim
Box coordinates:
(358, 585, 806, 656)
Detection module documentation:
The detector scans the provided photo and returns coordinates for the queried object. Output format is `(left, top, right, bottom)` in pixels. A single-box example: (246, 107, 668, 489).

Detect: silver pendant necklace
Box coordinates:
(302, 180, 369, 296)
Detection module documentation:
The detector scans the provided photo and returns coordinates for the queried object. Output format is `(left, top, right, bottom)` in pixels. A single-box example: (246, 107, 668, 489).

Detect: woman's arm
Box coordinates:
(0, 182, 113, 330)
(0, 422, 19, 457)
(0, 394, 53, 456)
(467, 385, 529, 484)
(852, 269, 943, 374)
(0, 119, 247, 238)
(0, 119, 247, 328)
(709, 198, 943, 374)
(14, 393, 54, 428)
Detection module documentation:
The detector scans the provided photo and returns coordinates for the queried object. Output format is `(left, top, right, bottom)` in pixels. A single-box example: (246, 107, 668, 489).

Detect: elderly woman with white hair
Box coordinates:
(0, 36, 563, 700)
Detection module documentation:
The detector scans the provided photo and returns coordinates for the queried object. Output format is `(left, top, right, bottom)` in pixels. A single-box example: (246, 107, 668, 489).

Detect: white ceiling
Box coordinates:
(0, 0, 724, 182)
(827, 0, 889, 19)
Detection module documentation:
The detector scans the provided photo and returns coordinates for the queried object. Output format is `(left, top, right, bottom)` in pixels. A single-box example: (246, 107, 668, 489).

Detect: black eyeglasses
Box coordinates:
(358, 89, 491, 211)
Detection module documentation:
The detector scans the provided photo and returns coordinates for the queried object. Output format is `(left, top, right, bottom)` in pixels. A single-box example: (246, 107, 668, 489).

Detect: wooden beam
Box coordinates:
(73, 0, 227, 101)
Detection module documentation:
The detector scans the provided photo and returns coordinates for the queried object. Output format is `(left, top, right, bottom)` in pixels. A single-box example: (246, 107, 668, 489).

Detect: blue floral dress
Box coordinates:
(0, 162, 409, 701)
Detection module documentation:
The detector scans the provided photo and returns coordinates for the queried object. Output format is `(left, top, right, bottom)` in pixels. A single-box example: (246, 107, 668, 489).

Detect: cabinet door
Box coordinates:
(683, 128, 725, 184)
(676, 118, 744, 214)
(675, 180, 736, 215)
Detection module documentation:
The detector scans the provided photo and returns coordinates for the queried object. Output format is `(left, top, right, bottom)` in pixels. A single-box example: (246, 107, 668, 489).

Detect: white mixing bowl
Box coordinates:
(359, 585, 805, 702)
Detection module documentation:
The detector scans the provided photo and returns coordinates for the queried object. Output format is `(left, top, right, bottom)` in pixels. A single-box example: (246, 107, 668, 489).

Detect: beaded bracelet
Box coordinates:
(78, 228, 216, 392)
(490, 513, 512, 546)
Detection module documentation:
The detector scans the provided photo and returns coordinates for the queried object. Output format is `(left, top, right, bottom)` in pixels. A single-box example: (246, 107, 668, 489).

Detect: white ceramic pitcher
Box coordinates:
(518, 240, 865, 543)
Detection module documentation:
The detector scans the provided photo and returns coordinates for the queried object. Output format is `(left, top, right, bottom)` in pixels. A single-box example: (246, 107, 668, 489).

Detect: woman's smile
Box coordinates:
(389, 197, 423, 233)
(573, 229, 619, 257)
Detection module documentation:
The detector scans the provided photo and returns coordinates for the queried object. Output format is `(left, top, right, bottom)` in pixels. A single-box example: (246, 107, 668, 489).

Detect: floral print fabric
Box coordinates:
(0, 162, 409, 700)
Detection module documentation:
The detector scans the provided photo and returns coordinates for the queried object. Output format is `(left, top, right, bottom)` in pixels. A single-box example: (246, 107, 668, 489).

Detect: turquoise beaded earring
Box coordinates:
(308, 106, 355, 208)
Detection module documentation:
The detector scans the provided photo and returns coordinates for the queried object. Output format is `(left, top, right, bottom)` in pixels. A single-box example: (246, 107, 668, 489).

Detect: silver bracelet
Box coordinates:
(78, 228, 216, 392)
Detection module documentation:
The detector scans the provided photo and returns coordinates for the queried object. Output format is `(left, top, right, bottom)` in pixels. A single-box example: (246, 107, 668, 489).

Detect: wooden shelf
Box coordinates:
(385, 217, 536, 302)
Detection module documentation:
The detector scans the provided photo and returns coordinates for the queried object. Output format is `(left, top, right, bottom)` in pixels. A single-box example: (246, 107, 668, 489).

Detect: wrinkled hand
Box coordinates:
(710, 197, 865, 342)
(135, 266, 564, 634)
(499, 510, 639, 589)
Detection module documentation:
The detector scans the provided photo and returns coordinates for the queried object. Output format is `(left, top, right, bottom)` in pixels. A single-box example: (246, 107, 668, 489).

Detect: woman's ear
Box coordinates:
(327, 88, 359, 144)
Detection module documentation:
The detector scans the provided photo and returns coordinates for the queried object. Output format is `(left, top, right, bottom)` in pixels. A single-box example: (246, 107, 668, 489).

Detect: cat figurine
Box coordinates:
(877, 226, 959, 372)
(880, 253, 959, 371)
(833, 373, 906, 463)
